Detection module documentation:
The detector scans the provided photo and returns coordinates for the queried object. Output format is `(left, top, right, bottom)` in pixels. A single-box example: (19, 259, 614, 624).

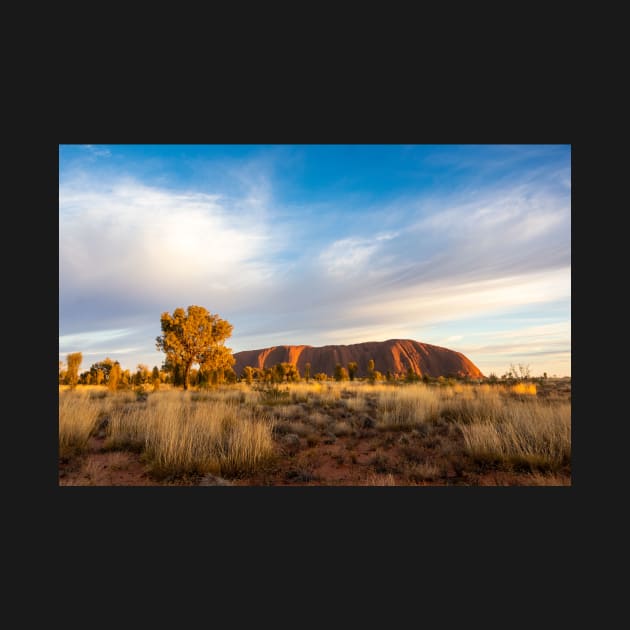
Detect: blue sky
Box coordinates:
(59, 144, 571, 377)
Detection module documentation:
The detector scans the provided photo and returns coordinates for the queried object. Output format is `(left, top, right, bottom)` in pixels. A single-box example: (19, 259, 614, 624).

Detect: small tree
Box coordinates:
(65, 352, 82, 389)
(367, 359, 376, 384)
(242, 366, 255, 385)
(156, 305, 234, 391)
(121, 369, 131, 388)
(108, 362, 121, 391)
(151, 366, 161, 391)
(88, 358, 115, 385)
(273, 363, 287, 384)
(134, 364, 150, 386)
(334, 364, 349, 381)
(283, 363, 300, 382)
(347, 361, 358, 381)
(304, 362, 311, 382)
(504, 363, 531, 383)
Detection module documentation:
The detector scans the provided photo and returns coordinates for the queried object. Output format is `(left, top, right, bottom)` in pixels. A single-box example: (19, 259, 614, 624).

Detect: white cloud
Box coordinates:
(59, 178, 278, 323)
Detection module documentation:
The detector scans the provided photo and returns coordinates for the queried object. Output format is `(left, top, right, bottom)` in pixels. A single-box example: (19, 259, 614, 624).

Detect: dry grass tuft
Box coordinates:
(362, 473, 398, 486)
(376, 385, 441, 429)
(407, 461, 441, 482)
(458, 401, 570, 471)
(62, 390, 276, 478)
(59, 390, 105, 458)
(511, 383, 537, 395)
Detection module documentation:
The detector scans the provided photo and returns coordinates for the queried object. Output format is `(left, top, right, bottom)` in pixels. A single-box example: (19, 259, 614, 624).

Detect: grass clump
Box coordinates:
(59, 390, 106, 459)
(458, 401, 570, 471)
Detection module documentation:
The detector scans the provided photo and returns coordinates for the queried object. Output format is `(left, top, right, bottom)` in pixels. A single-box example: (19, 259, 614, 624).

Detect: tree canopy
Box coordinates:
(155, 305, 234, 390)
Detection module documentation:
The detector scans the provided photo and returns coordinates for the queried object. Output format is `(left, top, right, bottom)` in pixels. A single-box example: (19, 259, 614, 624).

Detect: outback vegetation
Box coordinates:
(59, 306, 571, 486)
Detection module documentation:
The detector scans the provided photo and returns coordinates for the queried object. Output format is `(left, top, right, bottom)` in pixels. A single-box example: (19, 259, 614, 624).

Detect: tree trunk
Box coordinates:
(183, 360, 192, 391)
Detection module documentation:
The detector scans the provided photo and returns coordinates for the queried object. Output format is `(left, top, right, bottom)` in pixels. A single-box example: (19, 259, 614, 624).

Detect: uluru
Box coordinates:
(233, 339, 483, 379)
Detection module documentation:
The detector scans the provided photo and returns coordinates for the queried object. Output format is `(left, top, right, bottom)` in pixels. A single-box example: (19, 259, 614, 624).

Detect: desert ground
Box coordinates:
(59, 378, 571, 486)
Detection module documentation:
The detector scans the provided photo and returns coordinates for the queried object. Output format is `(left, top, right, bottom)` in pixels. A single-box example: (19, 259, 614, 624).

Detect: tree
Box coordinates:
(134, 364, 150, 386)
(273, 362, 287, 384)
(109, 362, 121, 391)
(347, 362, 358, 381)
(281, 363, 300, 382)
(242, 366, 255, 385)
(304, 362, 311, 382)
(367, 359, 376, 384)
(66, 352, 82, 389)
(155, 306, 234, 391)
(224, 367, 237, 384)
(503, 363, 531, 383)
(334, 364, 349, 381)
(151, 366, 161, 391)
(88, 358, 115, 384)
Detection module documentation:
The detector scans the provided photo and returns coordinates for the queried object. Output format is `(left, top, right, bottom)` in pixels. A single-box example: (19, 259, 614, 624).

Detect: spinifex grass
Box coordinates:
(59, 389, 108, 458)
(458, 400, 570, 471)
(375, 385, 442, 429)
(105, 391, 276, 478)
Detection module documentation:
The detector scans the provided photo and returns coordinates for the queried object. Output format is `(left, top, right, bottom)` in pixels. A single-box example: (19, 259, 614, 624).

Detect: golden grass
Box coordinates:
(105, 402, 147, 452)
(60, 380, 570, 484)
(375, 385, 442, 429)
(273, 404, 305, 419)
(344, 395, 368, 413)
(525, 472, 571, 486)
(511, 382, 537, 395)
(106, 391, 276, 477)
(458, 401, 570, 471)
(58, 390, 106, 458)
(408, 461, 442, 482)
(191, 384, 260, 406)
(362, 473, 398, 486)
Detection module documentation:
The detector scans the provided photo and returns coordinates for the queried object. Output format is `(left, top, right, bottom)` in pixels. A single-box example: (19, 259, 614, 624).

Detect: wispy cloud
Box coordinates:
(83, 144, 112, 158)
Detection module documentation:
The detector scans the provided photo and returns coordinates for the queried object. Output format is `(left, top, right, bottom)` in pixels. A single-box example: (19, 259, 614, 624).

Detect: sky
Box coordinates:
(59, 144, 571, 377)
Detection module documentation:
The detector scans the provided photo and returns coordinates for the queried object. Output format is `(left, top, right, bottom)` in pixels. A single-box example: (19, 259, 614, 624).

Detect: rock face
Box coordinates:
(233, 339, 483, 379)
